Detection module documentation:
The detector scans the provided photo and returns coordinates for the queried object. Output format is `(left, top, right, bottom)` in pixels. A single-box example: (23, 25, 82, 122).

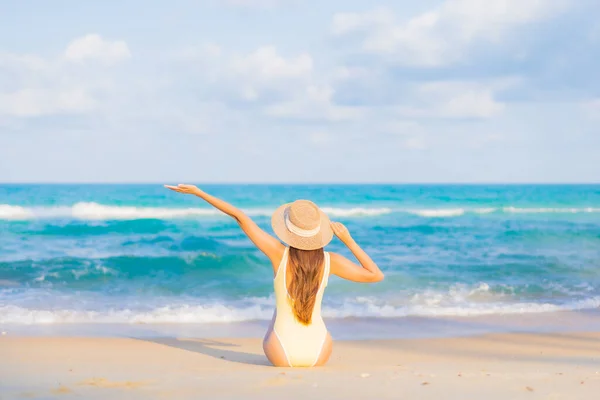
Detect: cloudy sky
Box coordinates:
(1, 0, 599, 183)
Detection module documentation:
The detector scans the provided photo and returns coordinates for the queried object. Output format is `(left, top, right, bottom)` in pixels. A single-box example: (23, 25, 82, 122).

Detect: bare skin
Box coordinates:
(165, 184, 384, 367)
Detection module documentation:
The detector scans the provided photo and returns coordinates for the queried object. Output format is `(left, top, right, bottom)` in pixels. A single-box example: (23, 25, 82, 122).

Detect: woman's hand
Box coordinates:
(164, 184, 202, 195)
(331, 221, 354, 245)
(329, 221, 384, 283)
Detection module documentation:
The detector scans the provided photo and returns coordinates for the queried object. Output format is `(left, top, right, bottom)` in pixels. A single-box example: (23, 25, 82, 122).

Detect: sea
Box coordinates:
(1, 184, 600, 338)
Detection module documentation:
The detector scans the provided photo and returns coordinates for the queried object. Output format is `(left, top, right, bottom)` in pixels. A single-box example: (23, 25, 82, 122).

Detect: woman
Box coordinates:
(165, 184, 384, 367)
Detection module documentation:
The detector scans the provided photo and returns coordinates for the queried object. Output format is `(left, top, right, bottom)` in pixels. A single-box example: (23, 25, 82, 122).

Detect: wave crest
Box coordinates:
(503, 207, 600, 214)
(322, 207, 392, 217)
(2, 293, 599, 324)
(0, 203, 392, 221)
(71, 203, 220, 220)
(408, 208, 465, 217)
(0, 205, 34, 220)
(2, 203, 600, 221)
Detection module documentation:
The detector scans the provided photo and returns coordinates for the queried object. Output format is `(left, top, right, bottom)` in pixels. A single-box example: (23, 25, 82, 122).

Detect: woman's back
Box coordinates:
(273, 247, 330, 367)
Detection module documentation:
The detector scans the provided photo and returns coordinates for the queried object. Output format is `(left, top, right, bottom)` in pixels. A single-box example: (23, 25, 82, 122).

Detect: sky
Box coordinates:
(0, 0, 599, 183)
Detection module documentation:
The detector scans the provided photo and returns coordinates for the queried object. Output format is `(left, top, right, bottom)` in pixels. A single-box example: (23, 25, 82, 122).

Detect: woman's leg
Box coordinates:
(313, 332, 333, 367)
(262, 310, 290, 367)
(263, 331, 291, 367)
(262, 310, 276, 348)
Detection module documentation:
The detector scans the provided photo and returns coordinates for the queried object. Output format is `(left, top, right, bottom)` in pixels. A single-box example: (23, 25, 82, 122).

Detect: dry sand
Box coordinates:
(1, 332, 599, 399)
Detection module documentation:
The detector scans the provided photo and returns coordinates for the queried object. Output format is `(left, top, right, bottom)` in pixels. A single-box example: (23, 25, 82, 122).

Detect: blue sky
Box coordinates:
(0, 0, 599, 183)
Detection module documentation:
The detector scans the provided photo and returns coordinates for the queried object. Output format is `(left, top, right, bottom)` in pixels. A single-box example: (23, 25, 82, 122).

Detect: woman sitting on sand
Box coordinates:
(165, 184, 384, 367)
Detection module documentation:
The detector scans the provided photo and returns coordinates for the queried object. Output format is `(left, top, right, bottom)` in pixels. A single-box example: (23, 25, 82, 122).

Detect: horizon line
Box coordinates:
(1, 182, 599, 185)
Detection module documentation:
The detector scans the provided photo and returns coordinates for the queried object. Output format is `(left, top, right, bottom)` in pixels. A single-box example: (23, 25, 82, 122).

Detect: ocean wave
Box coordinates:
(2, 294, 599, 324)
(1, 253, 263, 289)
(0, 303, 272, 324)
(0, 202, 393, 221)
(473, 208, 497, 214)
(71, 203, 222, 220)
(322, 207, 392, 217)
(0, 205, 34, 220)
(407, 208, 465, 217)
(407, 207, 600, 217)
(326, 296, 600, 318)
(2, 203, 600, 221)
(502, 207, 600, 214)
(0, 203, 223, 221)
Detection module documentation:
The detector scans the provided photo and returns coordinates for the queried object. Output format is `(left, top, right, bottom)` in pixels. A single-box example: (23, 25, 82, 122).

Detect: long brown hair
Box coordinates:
(287, 246, 325, 325)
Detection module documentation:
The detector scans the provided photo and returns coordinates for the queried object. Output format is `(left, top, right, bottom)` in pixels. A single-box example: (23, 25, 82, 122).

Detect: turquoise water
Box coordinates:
(1, 184, 599, 324)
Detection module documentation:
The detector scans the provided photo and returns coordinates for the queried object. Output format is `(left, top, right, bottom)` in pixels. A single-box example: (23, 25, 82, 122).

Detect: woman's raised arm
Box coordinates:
(329, 222, 384, 283)
(165, 184, 284, 266)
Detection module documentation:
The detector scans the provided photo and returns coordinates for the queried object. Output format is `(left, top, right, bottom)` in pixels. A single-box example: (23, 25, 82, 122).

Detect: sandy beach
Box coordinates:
(2, 331, 599, 400)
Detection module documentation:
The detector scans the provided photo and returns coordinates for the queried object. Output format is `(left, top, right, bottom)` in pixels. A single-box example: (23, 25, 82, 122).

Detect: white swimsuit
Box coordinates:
(272, 247, 330, 367)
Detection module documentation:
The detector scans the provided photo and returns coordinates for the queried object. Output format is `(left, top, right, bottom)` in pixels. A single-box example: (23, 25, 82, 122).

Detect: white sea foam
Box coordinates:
(2, 294, 599, 324)
(2, 203, 600, 221)
(71, 202, 221, 220)
(473, 208, 497, 214)
(0, 303, 273, 324)
(503, 207, 600, 214)
(0, 203, 393, 220)
(407, 207, 600, 217)
(408, 208, 465, 217)
(321, 207, 392, 217)
(0, 205, 34, 220)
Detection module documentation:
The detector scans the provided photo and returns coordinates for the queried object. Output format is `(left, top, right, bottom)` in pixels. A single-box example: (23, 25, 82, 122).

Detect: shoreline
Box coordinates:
(3, 309, 600, 340)
(2, 331, 599, 399)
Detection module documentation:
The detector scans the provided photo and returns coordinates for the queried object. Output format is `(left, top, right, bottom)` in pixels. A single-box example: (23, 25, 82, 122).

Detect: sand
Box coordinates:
(1, 332, 599, 399)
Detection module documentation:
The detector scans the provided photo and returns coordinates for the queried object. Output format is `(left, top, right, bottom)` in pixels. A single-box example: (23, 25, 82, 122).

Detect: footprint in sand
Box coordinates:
(78, 378, 147, 389)
(51, 385, 72, 394)
(263, 375, 290, 386)
(262, 373, 304, 387)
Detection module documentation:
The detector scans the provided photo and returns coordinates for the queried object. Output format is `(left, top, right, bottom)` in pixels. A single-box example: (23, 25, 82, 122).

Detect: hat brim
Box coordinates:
(271, 203, 333, 250)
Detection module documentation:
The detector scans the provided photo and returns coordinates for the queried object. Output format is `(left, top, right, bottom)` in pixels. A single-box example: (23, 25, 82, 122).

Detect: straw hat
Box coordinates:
(271, 200, 333, 250)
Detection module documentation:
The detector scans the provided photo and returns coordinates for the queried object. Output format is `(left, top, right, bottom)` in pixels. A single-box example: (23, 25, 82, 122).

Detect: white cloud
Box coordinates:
(331, 8, 394, 36)
(181, 42, 512, 123)
(437, 91, 504, 118)
(181, 44, 354, 122)
(265, 84, 364, 121)
(231, 46, 312, 82)
(332, 65, 371, 81)
(0, 88, 95, 117)
(332, 0, 568, 66)
(184, 44, 315, 103)
(171, 43, 365, 122)
(225, 46, 367, 121)
(65, 34, 131, 65)
(396, 78, 518, 119)
(0, 35, 130, 118)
